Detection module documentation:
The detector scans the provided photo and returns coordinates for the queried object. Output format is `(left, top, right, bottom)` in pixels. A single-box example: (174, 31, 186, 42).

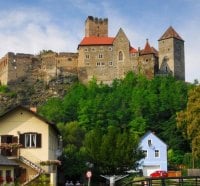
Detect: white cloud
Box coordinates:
(0, 8, 78, 56)
(0, 1, 198, 83)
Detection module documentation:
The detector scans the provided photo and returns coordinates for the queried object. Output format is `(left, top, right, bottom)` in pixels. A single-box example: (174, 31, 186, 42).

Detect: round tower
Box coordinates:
(158, 26, 185, 81)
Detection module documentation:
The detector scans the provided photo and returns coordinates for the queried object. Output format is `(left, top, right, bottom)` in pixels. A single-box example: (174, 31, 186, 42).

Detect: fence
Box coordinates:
(123, 176, 200, 186)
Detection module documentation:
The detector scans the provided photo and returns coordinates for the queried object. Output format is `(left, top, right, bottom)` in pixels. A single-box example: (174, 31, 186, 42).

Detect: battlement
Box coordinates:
(85, 16, 108, 37)
(87, 16, 108, 24)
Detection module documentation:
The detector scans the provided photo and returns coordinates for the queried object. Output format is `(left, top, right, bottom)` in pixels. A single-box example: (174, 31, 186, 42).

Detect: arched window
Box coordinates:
(119, 51, 123, 61)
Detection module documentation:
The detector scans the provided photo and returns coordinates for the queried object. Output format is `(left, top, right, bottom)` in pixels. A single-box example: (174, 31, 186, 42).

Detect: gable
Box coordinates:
(0, 106, 60, 135)
(140, 131, 167, 148)
(113, 28, 130, 44)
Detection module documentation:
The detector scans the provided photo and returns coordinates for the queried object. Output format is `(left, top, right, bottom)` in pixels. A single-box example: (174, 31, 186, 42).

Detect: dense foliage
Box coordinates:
(38, 72, 192, 180)
(177, 85, 200, 161)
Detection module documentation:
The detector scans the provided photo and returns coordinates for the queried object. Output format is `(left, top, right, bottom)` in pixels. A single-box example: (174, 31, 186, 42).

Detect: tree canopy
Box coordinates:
(38, 72, 192, 179)
(177, 85, 200, 159)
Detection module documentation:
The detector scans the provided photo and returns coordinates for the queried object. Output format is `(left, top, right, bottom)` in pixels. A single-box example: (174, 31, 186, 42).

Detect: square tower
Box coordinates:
(158, 26, 185, 81)
(85, 16, 108, 37)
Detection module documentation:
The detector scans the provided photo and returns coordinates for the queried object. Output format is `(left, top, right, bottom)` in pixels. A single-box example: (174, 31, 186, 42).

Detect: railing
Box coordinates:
(19, 156, 45, 173)
(123, 176, 200, 186)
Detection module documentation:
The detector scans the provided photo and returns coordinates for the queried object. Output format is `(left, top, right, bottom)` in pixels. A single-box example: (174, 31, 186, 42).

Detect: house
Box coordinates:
(0, 106, 61, 185)
(138, 131, 167, 177)
(0, 154, 18, 185)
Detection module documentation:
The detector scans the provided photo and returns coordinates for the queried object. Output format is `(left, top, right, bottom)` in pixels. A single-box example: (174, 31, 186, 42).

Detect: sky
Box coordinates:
(0, 0, 199, 82)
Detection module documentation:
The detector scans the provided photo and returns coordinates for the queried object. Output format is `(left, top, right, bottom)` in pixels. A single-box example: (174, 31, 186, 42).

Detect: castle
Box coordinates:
(0, 16, 185, 86)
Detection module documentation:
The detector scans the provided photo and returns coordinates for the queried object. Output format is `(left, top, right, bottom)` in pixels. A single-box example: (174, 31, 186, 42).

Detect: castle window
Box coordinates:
(96, 62, 101, 66)
(91, 48, 96, 52)
(119, 51, 123, 61)
(108, 47, 113, 51)
(85, 54, 90, 59)
(98, 53, 103, 59)
(101, 62, 105, 66)
(68, 58, 72, 61)
(109, 61, 113, 66)
(84, 48, 88, 52)
(155, 150, 159, 157)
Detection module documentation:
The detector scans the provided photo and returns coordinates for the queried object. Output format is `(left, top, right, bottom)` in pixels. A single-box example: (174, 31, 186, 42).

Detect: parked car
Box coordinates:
(150, 170, 168, 178)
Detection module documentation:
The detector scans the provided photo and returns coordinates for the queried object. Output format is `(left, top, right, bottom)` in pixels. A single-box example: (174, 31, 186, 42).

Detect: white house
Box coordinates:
(138, 131, 167, 177)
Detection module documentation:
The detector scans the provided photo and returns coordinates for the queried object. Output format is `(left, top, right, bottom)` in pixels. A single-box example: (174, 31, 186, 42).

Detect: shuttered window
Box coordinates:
(20, 133, 41, 148)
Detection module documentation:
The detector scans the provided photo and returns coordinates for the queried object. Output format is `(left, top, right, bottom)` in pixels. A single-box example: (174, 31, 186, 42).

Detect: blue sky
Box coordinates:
(0, 0, 199, 82)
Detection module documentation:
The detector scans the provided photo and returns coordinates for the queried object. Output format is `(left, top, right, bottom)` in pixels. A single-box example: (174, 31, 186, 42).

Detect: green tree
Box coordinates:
(57, 122, 87, 179)
(177, 85, 200, 160)
(38, 97, 64, 123)
(84, 126, 143, 175)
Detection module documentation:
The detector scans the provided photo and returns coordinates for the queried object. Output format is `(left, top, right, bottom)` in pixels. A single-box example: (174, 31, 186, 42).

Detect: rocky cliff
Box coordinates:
(0, 74, 78, 115)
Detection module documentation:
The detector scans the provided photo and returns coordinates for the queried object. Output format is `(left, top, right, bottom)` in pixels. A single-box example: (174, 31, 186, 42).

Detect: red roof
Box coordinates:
(130, 46, 137, 53)
(79, 36, 115, 46)
(159, 26, 183, 41)
(140, 39, 157, 55)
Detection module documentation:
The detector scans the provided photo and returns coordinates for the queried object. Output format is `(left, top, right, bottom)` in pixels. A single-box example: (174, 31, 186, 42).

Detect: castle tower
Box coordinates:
(85, 16, 108, 37)
(158, 26, 185, 80)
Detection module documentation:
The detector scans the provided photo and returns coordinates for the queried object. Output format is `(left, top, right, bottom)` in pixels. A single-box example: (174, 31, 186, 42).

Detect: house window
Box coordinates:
(148, 139, 152, 146)
(155, 150, 159, 157)
(25, 133, 37, 148)
(20, 133, 41, 148)
(143, 150, 147, 158)
(119, 51, 123, 61)
(0, 170, 2, 177)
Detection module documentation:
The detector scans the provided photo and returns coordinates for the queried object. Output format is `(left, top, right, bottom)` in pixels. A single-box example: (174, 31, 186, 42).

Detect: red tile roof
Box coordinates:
(159, 26, 183, 41)
(140, 39, 157, 55)
(130, 46, 137, 53)
(79, 36, 115, 46)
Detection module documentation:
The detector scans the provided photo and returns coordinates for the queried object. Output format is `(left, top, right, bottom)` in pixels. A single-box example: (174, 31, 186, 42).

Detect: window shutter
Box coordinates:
(12, 136, 19, 156)
(1, 135, 7, 143)
(19, 134, 25, 148)
(36, 133, 42, 148)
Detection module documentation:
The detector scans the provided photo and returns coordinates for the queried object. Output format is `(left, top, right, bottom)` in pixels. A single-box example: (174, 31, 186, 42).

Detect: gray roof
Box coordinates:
(0, 155, 18, 166)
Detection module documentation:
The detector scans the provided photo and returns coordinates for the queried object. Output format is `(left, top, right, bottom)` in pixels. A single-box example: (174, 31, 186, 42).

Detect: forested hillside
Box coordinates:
(38, 72, 196, 181)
